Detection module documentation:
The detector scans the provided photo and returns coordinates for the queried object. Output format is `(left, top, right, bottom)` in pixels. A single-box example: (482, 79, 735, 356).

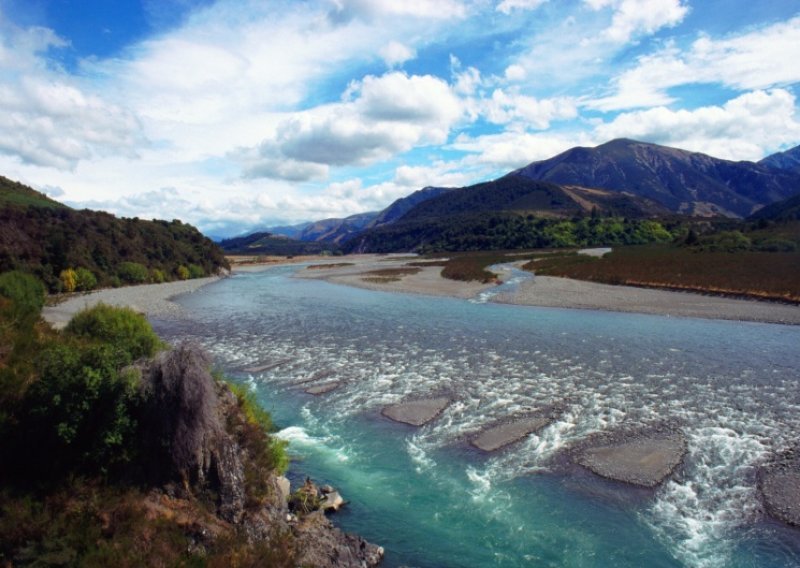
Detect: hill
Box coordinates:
(0, 176, 228, 291)
(219, 231, 340, 255)
(749, 192, 800, 222)
(296, 211, 377, 243)
(759, 144, 800, 174)
(515, 138, 800, 217)
(367, 186, 454, 228)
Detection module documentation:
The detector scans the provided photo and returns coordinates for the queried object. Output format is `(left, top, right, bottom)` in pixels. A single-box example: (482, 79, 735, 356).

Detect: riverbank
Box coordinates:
(42, 276, 220, 329)
(296, 254, 800, 325)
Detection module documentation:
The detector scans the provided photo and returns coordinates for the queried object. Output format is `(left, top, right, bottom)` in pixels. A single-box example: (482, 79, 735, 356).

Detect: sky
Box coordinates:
(0, 0, 798, 237)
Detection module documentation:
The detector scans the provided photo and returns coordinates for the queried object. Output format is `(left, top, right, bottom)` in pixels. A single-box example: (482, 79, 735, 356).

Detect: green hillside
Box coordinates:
(0, 176, 228, 291)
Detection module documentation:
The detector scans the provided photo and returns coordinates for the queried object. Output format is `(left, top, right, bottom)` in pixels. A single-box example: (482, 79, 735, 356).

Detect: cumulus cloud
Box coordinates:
(243, 72, 463, 178)
(0, 21, 143, 169)
(451, 131, 595, 170)
(594, 89, 800, 160)
(483, 89, 578, 129)
(589, 16, 800, 111)
(496, 0, 548, 15)
(585, 0, 689, 42)
(379, 41, 416, 67)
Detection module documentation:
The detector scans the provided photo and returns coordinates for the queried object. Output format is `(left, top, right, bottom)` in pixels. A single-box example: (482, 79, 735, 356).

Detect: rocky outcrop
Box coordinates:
(382, 397, 450, 426)
(143, 344, 383, 567)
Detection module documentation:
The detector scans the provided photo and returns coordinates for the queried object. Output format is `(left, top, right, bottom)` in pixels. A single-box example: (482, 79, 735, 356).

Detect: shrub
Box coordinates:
(74, 268, 97, 291)
(117, 262, 149, 284)
(150, 268, 166, 283)
(14, 342, 140, 476)
(187, 264, 205, 279)
(59, 268, 77, 293)
(65, 304, 162, 363)
(0, 271, 45, 326)
(176, 265, 190, 280)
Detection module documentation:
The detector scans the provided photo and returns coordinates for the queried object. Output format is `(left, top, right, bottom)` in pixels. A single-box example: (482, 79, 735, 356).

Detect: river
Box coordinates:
(152, 264, 800, 567)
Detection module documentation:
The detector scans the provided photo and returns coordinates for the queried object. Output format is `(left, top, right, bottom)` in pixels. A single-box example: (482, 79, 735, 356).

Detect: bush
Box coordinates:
(176, 265, 190, 280)
(13, 342, 140, 476)
(187, 264, 205, 279)
(117, 262, 149, 284)
(59, 268, 77, 293)
(150, 268, 166, 283)
(65, 304, 162, 363)
(74, 268, 97, 291)
(0, 271, 45, 326)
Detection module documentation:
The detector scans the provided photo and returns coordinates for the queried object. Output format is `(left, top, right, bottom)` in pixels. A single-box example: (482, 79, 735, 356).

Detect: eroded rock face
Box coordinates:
(382, 397, 450, 426)
(295, 511, 384, 568)
(578, 434, 686, 487)
(760, 461, 800, 527)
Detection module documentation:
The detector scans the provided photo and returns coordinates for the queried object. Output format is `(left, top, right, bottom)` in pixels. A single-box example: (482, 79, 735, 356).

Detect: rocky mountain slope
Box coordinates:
(760, 144, 800, 174)
(515, 138, 799, 217)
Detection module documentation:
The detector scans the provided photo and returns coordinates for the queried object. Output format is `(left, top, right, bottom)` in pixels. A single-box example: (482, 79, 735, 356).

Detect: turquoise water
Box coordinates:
(155, 265, 800, 567)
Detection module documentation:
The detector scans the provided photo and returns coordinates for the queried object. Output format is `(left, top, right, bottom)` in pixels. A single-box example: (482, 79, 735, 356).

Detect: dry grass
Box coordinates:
(305, 263, 355, 270)
(529, 246, 800, 303)
(361, 267, 421, 284)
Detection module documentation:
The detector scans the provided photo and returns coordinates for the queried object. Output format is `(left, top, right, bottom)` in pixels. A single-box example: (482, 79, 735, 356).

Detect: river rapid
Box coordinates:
(152, 265, 800, 567)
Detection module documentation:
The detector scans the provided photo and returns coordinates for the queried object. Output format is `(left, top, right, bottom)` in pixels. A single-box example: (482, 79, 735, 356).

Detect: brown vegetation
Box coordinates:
(361, 266, 421, 283)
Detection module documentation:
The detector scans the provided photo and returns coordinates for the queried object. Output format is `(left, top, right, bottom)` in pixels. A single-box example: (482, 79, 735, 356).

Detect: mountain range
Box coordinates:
(254, 139, 799, 251)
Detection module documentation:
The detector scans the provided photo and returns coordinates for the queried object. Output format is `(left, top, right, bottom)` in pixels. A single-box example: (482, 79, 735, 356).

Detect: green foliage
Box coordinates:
(0, 179, 229, 292)
(176, 265, 190, 280)
(74, 268, 97, 291)
(187, 264, 205, 279)
(0, 271, 45, 327)
(65, 304, 163, 363)
(350, 213, 677, 254)
(16, 342, 140, 475)
(150, 268, 166, 283)
(117, 261, 149, 284)
(699, 230, 752, 252)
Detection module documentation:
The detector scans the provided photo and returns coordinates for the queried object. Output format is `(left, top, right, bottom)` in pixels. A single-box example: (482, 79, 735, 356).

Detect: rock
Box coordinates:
(319, 484, 335, 494)
(578, 433, 686, 487)
(213, 432, 246, 523)
(759, 462, 800, 526)
(382, 397, 450, 426)
(294, 511, 384, 568)
(276, 475, 291, 504)
(471, 413, 554, 452)
(305, 382, 340, 395)
(242, 358, 293, 373)
(321, 490, 345, 513)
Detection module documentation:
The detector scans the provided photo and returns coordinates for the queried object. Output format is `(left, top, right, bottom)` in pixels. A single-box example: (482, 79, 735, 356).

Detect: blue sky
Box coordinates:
(0, 0, 798, 236)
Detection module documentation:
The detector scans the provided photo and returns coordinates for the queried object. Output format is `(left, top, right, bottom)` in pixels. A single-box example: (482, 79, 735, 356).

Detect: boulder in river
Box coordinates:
(382, 397, 450, 426)
(578, 433, 686, 487)
(305, 382, 340, 395)
(759, 459, 800, 527)
(471, 413, 555, 452)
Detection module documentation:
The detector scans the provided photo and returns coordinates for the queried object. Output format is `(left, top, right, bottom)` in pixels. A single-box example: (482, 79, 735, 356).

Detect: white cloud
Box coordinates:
(585, 0, 689, 42)
(0, 21, 143, 169)
(594, 89, 800, 160)
(483, 89, 578, 129)
(329, 0, 468, 21)
(379, 41, 416, 67)
(504, 64, 526, 82)
(244, 72, 463, 177)
(589, 16, 800, 111)
(496, 0, 548, 15)
(451, 131, 595, 170)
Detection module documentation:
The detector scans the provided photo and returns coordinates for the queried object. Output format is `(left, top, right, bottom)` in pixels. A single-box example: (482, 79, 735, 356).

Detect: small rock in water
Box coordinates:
(578, 433, 686, 487)
(382, 397, 450, 426)
(321, 490, 346, 513)
(759, 462, 800, 527)
(471, 413, 554, 452)
(305, 382, 340, 395)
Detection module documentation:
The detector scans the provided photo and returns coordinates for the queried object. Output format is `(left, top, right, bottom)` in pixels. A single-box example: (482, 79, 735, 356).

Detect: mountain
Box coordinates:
(0, 176, 228, 291)
(295, 211, 378, 243)
(759, 144, 800, 174)
(345, 174, 673, 253)
(219, 231, 340, 255)
(367, 186, 455, 228)
(264, 221, 313, 240)
(399, 174, 667, 222)
(749, 192, 800, 221)
(515, 138, 800, 217)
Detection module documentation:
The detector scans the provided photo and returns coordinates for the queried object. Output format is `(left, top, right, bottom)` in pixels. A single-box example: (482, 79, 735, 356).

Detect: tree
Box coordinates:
(117, 262, 149, 284)
(74, 268, 97, 291)
(65, 304, 163, 363)
(176, 265, 190, 280)
(0, 271, 45, 326)
(59, 268, 77, 293)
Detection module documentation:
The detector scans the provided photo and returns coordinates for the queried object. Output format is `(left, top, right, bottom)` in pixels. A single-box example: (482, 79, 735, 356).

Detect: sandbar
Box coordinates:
(382, 397, 450, 426)
(471, 414, 554, 452)
(578, 434, 686, 487)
